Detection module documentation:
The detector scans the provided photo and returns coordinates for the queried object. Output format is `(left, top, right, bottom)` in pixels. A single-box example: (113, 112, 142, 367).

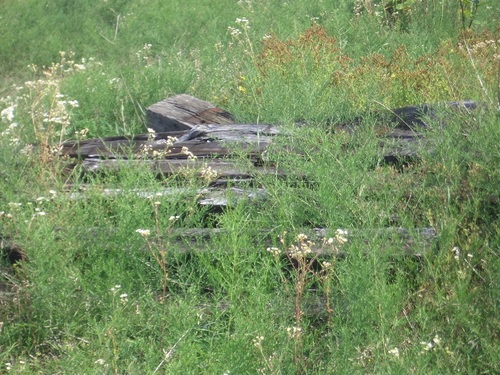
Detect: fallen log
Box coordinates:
(387, 100, 479, 130)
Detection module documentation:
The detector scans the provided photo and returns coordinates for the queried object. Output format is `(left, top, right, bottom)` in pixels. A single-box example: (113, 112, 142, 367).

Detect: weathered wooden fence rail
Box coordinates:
(1, 225, 437, 265)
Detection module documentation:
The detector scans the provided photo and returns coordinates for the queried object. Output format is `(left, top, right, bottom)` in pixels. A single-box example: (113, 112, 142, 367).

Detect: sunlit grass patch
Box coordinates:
(0, 0, 499, 373)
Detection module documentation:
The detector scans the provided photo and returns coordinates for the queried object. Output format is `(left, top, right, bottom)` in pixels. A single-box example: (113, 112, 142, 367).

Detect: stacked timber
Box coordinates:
(52, 95, 480, 258)
(60, 95, 480, 207)
(62, 96, 479, 178)
(62, 95, 280, 185)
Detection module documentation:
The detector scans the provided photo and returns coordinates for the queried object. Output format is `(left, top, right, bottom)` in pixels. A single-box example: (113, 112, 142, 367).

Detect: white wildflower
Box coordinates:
(1, 105, 16, 122)
(286, 326, 302, 338)
(432, 335, 442, 346)
(266, 247, 281, 257)
(74, 64, 86, 71)
(252, 335, 264, 347)
(335, 228, 348, 244)
(321, 261, 332, 270)
(110, 285, 121, 294)
(119, 293, 128, 304)
(136, 229, 151, 238)
(228, 26, 241, 37)
(388, 347, 399, 357)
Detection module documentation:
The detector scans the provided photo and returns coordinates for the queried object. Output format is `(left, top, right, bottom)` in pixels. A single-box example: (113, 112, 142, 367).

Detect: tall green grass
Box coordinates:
(1, 0, 499, 373)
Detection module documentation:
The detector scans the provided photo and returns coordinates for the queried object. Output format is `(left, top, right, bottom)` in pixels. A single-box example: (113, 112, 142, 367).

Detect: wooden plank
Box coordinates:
(65, 186, 267, 209)
(175, 124, 280, 142)
(146, 94, 234, 132)
(61, 131, 189, 158)
(334, 100, 479, 165)
(380, 132, 429, 165)
(163, 226, 437, 257)
(171, 225, 435, 241)
(1, 226, 435, 266)
(81, 158, 277, 180)
(47, 225, 434, 256)
(388, 100, 479, 130)
(336, 100, 479, 132)
(61, 124, 279, 160)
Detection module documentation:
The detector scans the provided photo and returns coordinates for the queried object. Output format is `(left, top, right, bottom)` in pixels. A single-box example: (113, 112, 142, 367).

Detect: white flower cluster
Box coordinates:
(228, 16, 250, 37)
(181, 146, 197, 161)
(199, 164, 217, 182)
(420, 334, 442, 354)
(136, 229, 151, 238)
(235, 17, 250, 29)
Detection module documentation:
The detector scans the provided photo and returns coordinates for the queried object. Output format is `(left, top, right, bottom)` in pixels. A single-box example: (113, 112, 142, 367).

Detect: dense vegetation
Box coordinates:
(0, 0, 498, 373)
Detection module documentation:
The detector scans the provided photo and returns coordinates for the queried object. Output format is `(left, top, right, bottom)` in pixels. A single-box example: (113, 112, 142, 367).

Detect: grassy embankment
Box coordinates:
(0, 0, 499, 373)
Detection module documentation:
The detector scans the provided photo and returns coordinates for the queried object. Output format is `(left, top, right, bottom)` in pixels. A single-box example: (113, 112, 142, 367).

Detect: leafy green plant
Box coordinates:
(263, 231, 346, 373)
